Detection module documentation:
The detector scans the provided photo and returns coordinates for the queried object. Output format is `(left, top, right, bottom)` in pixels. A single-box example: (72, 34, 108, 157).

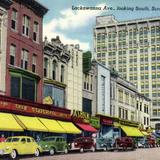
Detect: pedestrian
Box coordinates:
(0, 134, 6, 142)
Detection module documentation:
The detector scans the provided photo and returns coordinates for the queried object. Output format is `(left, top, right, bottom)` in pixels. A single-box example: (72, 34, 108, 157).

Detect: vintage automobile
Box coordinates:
(38, 136, 68, 155)
(68, 137, 96, 152)
(0, 136, 41, 159)
(114, 137, 136, 151)
(95, 137, 114, 151)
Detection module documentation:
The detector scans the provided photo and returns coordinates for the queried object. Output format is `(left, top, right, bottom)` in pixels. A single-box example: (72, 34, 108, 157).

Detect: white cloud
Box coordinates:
(43, 3, 107, 50)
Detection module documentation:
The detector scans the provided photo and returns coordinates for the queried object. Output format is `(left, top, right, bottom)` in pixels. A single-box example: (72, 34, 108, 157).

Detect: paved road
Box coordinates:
(1, 148, 160, 160)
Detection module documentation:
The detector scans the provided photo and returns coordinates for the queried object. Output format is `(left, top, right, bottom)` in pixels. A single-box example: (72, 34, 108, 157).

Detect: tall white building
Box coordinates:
(0, 1, 12, 95)
(65, 44, 83, 111)
(94, 15, 159, 128)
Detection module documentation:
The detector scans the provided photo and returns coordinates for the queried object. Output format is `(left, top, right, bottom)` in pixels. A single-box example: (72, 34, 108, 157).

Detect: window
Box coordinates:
(11, 76, 20, 98)
(32, 55, 36, 73)
(33, 21, 39, 42)
(10, 44, 16, 65)
(21, 138, 26, 143)
(101, 76, 105, 113)
(11, 9, 17, 31)
(22, 15, 30, 36)
(44, 58, 48, 77)
(22, 77, 35, 101)
(52, 61, 57, 80)
(61, 65, 65, 83)
(27, 138, 31, 142)
(21, 49, 28, 69)
(11, 75, 36, 101)
(44, 84, 65, 107)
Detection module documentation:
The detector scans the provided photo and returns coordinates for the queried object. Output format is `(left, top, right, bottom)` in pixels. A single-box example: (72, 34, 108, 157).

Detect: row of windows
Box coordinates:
(10, 44, 36, 73)
(43, 58, 65, 83)
(83, 74, 93, 92)
(11, 9, 39, 42)
(137, 102, 149, 114)
(119, 107, 128, 120)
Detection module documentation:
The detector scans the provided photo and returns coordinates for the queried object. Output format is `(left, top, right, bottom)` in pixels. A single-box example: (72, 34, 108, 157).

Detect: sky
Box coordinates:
(39, 0, 160, 51)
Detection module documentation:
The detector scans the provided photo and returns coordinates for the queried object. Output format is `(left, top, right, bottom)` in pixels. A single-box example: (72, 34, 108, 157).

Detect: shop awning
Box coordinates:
(15, 115, 48, 132)
(121, 125, 144, 137)
(58, 121, 81, 134)
(0, 113, 23, 131)
(76, 123, 97, 132)
(141, 131, 149, 136)
(38, 118, 66, 133)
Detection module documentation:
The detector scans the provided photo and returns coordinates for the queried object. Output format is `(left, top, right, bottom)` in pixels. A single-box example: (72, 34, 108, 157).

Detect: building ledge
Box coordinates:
(44, 79, 66, 88)
(8, 65, 41, 80)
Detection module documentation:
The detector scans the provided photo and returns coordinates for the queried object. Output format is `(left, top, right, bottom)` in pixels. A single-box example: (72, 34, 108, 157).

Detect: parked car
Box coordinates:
(137, 138, 149, 148)
(146, 136, 156, 147)
(68, 137, 95, 152)
(114, 137, 136, 151)
(38, 136, 68, 155)
(0, 136, 41, 159)
(95, 137, 114, 151)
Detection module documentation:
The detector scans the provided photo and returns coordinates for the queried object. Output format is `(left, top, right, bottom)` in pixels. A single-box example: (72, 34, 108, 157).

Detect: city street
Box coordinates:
(13, 148, 160, 160)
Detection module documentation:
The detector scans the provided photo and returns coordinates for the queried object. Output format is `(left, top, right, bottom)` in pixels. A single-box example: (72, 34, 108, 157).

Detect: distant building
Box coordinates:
(111, 70, 151, 129)
(43, 36, 70, 107)
(65, 44, 83, 111)
(93, 15, 159, 128)
(0, 0, 12, 95)
(83, 60, 111, 116)
(5, 0, 48, 102)
(83, 59, 151, 128)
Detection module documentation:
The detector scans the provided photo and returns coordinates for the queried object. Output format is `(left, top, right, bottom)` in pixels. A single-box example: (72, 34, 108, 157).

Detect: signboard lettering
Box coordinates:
(0, 100, 70, 120)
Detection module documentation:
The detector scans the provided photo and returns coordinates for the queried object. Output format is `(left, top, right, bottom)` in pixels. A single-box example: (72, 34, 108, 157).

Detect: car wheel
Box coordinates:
(34, 148, 40, 157)
(80, 148, 84, 153)
(64, 148, 68, 154)
(49, 148, 55, 155)
(91, 146, 95, 152)
(10, 150, 17, 159)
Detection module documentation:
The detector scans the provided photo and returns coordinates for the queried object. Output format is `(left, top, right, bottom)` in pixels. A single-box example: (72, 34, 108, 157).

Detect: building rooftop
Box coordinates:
(14, 0, 48, 17)
(95, 15, 160, 28)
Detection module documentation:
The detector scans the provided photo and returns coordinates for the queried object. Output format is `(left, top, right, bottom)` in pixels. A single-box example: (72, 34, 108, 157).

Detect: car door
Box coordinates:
(56, 138, 62, 152)
(26, 138, 34, 154)
(18, 138, 28, 154)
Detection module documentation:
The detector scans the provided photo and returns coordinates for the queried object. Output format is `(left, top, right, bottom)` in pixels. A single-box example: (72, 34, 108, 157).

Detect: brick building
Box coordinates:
(5, 0, 48, 102)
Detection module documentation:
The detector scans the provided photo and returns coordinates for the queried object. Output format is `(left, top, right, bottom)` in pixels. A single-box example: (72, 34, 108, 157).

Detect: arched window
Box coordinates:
(44, 57, 48, 77)
(61, 65, 65, 83)
(52, 60, 57, 80)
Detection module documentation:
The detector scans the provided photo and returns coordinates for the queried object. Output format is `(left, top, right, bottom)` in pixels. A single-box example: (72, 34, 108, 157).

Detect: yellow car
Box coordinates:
(0, 136, 42, 159)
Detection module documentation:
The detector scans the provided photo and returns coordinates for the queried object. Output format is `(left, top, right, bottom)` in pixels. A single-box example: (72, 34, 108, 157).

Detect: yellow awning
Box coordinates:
(121, 125, 144, 137)
(38, 118, 66, 133)
(58, 121, 81, 134)
(141, 131, 149, 136)
(15, 115, 48, 132)
(0, 113, 23, 131)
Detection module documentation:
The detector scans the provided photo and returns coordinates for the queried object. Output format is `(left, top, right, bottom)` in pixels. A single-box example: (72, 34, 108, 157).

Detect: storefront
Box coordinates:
(72, 110, 98, 136)
(114, 119, 144, 137)
(96, 114, 119, 139)
(0, 95, 81, 139)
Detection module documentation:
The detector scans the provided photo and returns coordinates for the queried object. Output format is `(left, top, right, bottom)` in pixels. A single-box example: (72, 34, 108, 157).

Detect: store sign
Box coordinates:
(0, 100, 70, 120)
(43, 96, 54, 105)
(120, 119, 138, 127)
(90, 117, 100, 129)
(72, 110, 90, 123)
(101, 117, 113, 125)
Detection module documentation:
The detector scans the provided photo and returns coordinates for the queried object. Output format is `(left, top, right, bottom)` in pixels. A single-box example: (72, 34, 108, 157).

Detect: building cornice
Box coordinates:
(14, 0, 48, 17)
(44, 79, 66, 88)
(0, 0, 12, 9)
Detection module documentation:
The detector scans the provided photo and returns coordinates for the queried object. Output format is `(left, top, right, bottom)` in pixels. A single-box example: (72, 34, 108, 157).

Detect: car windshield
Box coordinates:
(6, 138, 19, 142)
